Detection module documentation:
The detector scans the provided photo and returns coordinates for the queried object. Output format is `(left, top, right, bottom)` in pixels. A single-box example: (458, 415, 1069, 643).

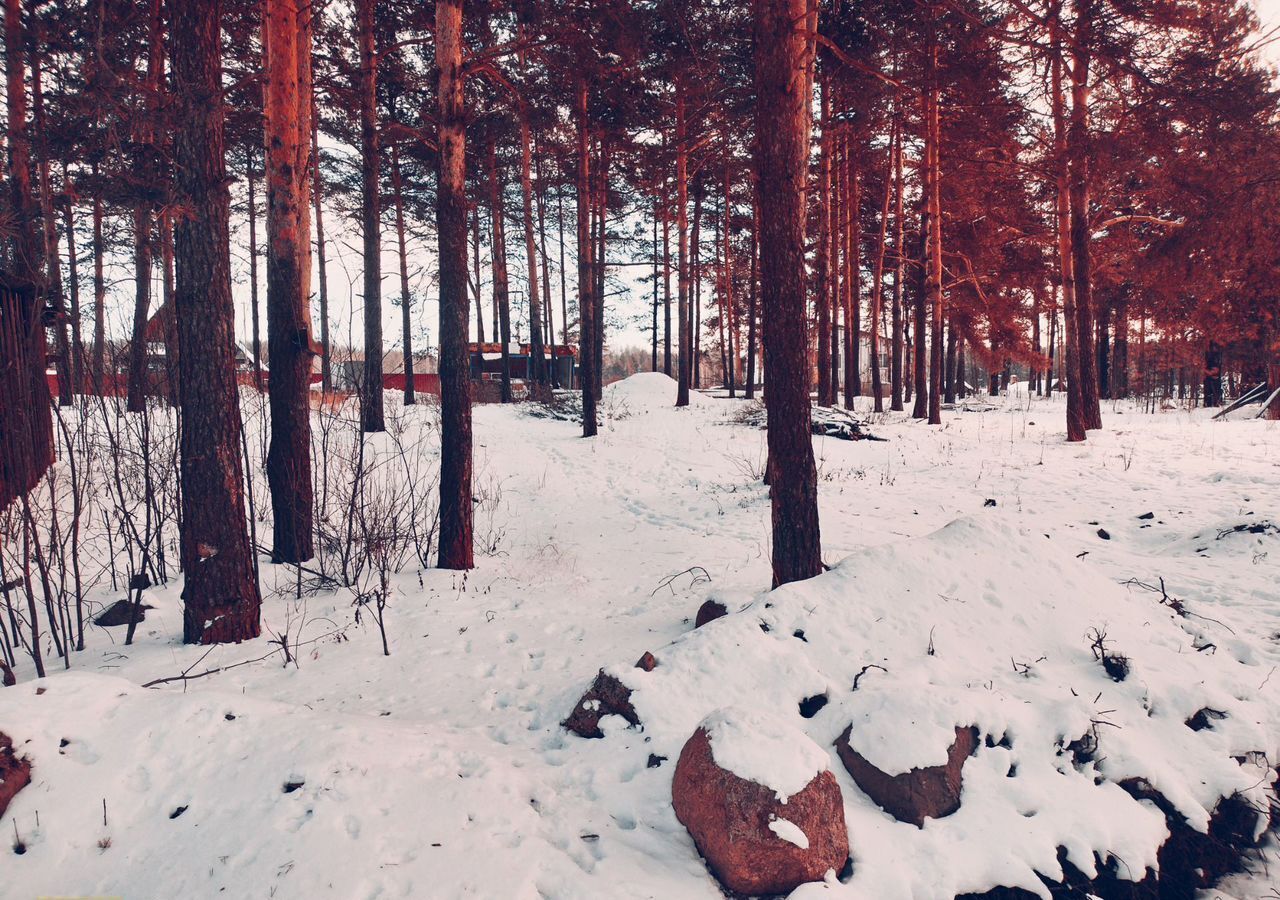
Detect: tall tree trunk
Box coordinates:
(924, 29, 943, 426)
(754, 0, 822, 587)
(32, 51, 70, 407)
(720, 163, 736, 396)
(160, 211, 178, 406)
(675, 77, 691, 407)
(62, 169, 84, 394)
(247, 151, 262, 387)
(662, 171, 673, 377)
(534, 138, 557, 385)
(1052, 18, 1085, 442)
(575, 78, 598, 433)
(310, 81, 332, 392)
(486, 137, 513, 403)
(911, 205, 928, 419)
(830, 133, 841, 401)
(126, 0, 164, 412)
(849, 151, 860, 404)
(594, 138, 607, 400)
(517, 83, 544, 385)
(746, 190, 759, 399)
(3, 0, 53, 504)
(471, 204, 485, 343)
(391, 143, 415, 404)
(1069, 0, 1102, 431)
(91, 164, 105, 389)
(435, 0, 473, 569)
(815, 74, 832, 407)
(170, 0, 261, 644)
(1113, 287, 1129, 397)
(1097, 295, 1111, 400)
(890, 119, 904, 412)
(944, 319, 957, 404)
(127, 207, 154, 409)
(651, 196, 659, 372)
(263, 0, 316, 564)
(357, 0, 384, 432)
(692, 180, 703, 391)
(869, 123, 893, 413)
(1203, 341, 1223, 408)
(1032, 285, 1042, 395)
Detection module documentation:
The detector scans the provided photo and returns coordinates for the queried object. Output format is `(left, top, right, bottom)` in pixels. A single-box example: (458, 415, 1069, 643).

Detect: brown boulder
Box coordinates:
(635, 651, 658, 672)
(835, 724, 978, 827)
(562, 670, 640, 739)
(0, 660, 14, 687)
(694, 599, 728, 628)
(0, 731, 31, 819)
(672, 724, 848, 896)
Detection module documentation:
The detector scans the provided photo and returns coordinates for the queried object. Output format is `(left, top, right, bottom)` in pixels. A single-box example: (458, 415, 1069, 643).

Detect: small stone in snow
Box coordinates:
(1097, 528, 1111, 540)
(984, 499, 997, 507)
(694, 600, 728, 628)
(1138, 512, 1155, 520)
(647, 754, 667, 768)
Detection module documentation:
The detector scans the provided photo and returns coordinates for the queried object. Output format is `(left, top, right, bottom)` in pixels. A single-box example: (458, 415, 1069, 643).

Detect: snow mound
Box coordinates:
(591, 515, 1279, 898)
(602, 372, 716, 410)
(701, 706, 831, 802)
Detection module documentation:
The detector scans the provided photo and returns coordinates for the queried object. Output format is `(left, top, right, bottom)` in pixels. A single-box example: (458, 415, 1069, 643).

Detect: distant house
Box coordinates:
(469, 342, 576, 387)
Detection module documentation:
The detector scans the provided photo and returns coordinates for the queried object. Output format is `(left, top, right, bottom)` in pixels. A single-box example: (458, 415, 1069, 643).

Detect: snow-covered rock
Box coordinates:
(671, 709, 847, 895)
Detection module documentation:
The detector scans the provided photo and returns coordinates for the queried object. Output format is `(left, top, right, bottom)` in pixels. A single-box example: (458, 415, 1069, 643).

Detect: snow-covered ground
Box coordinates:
(4, 374, 1280, 899)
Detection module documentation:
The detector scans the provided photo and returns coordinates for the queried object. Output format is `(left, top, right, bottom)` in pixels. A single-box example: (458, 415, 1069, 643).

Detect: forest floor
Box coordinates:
(4, 373, 1280, 900)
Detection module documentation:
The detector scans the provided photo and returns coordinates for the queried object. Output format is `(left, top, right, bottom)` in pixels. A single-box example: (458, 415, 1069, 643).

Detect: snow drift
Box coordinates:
(573, 514, 1280, 898)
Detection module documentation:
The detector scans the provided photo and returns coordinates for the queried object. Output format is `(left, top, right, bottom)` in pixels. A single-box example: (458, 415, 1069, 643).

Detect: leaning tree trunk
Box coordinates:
(753, 0, 822, 587)
(357, 0, 384, 432)
(435, 0, 474, 570)
(170, 0, 261, 644)
(263, 0, 316, 564)
(575, 76, 598, 434)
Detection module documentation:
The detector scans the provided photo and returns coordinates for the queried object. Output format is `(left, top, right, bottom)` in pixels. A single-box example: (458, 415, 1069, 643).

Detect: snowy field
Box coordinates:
(4, 373, 1280, 899)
